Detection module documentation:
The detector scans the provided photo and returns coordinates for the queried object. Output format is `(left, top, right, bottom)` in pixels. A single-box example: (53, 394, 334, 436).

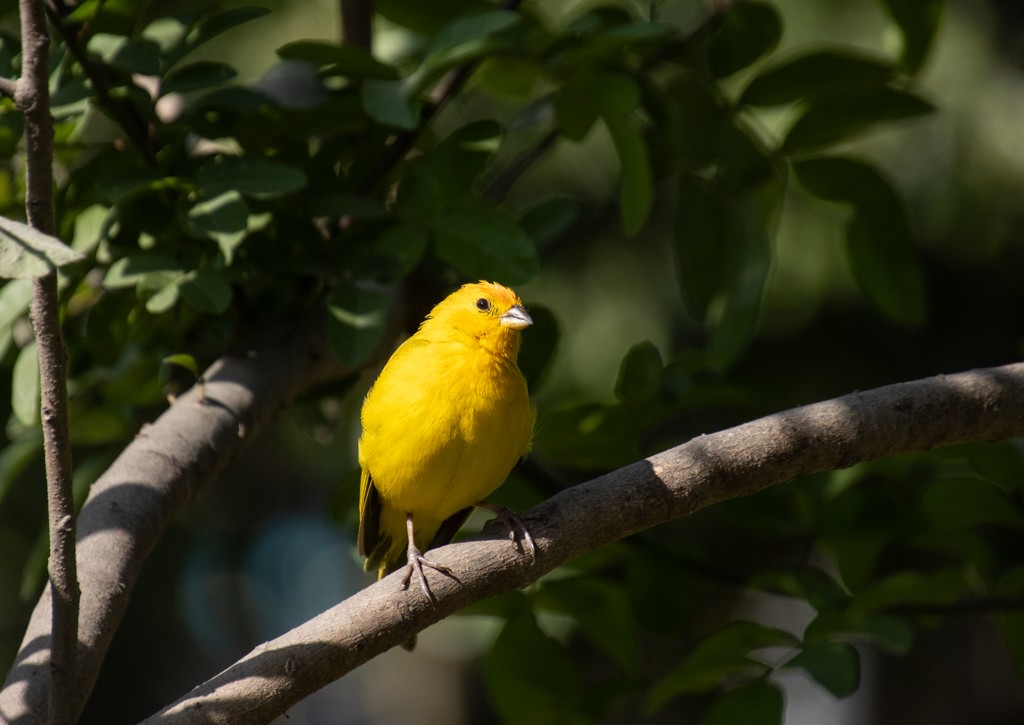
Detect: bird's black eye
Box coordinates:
(475, 298, 491, 312)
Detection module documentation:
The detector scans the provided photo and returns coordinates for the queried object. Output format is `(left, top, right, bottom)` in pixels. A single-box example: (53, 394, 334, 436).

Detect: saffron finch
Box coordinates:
(358, 281, 537, 602)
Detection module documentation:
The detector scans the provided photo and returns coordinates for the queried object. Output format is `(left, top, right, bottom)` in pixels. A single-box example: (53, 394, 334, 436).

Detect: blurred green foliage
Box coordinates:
(1, 0, 1023, 722)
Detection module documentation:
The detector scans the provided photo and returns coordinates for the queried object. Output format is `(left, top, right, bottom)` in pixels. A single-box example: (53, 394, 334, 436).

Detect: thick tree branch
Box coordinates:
(142, 363, 1024, 723)
(0, 319, 335, 723)
(16, 0, 79, 722)
(0, 77, 16, 98)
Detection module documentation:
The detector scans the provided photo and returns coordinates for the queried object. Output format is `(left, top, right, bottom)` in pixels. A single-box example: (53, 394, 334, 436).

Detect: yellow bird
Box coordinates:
(358, 281, 536, 601)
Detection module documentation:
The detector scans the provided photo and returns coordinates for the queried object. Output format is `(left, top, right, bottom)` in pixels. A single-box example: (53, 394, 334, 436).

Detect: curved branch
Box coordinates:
(0, 318, 335, 722)
(142, 363, 1024, 723)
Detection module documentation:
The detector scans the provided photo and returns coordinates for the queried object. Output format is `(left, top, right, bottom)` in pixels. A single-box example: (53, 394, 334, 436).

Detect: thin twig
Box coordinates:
(484, 127, 559, 203)
(43, 0, 157, 164)
(361, 0, 525, 193)
(16, 0, 79, 722)
(0, 77, 16, 98)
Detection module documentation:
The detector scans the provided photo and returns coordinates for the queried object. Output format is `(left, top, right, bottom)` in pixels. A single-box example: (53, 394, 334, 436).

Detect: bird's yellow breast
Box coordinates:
(358, 334, 534, 528)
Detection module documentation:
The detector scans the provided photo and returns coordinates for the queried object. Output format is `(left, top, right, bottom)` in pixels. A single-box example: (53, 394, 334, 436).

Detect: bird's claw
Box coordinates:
(401, 544, 452, 605)
(478, 502, 536, 562)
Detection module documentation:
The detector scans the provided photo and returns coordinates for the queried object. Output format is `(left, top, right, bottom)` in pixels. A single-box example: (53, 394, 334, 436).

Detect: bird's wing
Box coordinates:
(357, 467, 382, 560)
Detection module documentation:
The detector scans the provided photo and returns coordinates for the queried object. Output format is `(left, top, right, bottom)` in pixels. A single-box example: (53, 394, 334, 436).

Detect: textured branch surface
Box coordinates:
(0, 320, 333, 723)
(141, 363, 1024, 724)
(16, 0, 79, 722)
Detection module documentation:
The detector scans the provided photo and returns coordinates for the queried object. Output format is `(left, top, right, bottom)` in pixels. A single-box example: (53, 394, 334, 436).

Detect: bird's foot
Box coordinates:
(400, 542, 452, 605)
(477, 501, 537, 562)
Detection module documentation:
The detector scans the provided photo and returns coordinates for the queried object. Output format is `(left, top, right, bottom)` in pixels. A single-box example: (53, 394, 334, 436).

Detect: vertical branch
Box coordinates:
(15, 0, 79, 722)
(340, 0, 373, 50)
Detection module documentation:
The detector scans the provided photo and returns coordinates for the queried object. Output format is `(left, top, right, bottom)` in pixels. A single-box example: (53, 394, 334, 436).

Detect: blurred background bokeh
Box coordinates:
(1, 0, 1024, 722)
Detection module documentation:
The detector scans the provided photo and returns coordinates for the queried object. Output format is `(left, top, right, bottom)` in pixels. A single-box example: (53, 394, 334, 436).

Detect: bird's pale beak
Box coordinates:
(500, 305, 533, 330)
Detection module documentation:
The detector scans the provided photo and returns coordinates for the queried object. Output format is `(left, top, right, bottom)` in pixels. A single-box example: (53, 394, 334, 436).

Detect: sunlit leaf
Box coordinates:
(880, 0, 944, 74)
(0, 216, 86, 279)
(162, 353, 201, 379)
(327, 281, 390, 368)
(12, 342, 39, 427)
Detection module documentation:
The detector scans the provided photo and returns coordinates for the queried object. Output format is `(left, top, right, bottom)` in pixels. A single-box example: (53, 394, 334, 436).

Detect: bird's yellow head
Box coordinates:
(422, 281, 533, 357)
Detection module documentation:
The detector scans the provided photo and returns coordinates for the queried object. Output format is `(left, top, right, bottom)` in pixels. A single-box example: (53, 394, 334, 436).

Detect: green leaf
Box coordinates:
(161, 61, 237, 95)
(675, 174, 728, 320)
(520, 199, 580, 251)
(277, 40, 398, 80)
(0, 438, 41, 511)
(485, 610, 585, 725)
(0, 110, 24, 157)
(922, 476, 1022, 529)
(68, 407, 130, 446)
(783, 88, 935, 154)
(856, 614, 913, 655)
(754, 566, 849, 612)
(534, 403, 639, 471)
(12, 342, 39, 427)
(533, 577, 638, 672)
(614, 341, 662, 403)
(179, 268, 232, 313)
(71, 205, 111, 255)
(706, 1, 782, 78)
(846, 212, 926, 326)
(706, 177, 780, 369)
(0, 279, 32, 328)
(605, 113, 653, 235)
(785, 642, 861, 698)
(964, 441, 1024, 489)
(141, 15, 192, 55)
(516, 304, 558, 391)
(793, 156, 925, 325)
(103, 254, 181, 289)
(414, 10, 520, 90)
(370, 223, 430, 282)
(432, 207, 540, 286)
(145, 279, 180, 314)
(553, 83, 600, 141)
(706, 681, 784, 725)
(852, 569, 967, 613)
(0, 216, 86, 279)
(196, 156, 307, 198)
(880, 0, 944, 74)
(185, 191, 249, 264)
(647, 620, 799, 710)
(361, 78, 421, 130)
(327, 282, 390, 368)
(741, 50, 897, 107)
(168, 6, 272, 67)
(163, 353, 201, 379)
(87, 33, 162, 75)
